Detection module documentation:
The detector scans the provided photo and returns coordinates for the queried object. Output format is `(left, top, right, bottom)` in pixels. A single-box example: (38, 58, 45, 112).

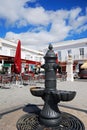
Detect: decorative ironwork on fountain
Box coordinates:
(16, 44, 85, 130)
(30, 44, 76, 127)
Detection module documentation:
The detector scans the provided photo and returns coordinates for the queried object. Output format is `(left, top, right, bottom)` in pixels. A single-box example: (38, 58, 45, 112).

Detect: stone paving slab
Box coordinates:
(0, 106, 87, 130)
(0, 80, 87, 114)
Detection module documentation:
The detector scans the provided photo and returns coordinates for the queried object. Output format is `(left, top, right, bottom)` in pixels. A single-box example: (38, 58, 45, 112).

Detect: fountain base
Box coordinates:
(16, 112, 85, 130)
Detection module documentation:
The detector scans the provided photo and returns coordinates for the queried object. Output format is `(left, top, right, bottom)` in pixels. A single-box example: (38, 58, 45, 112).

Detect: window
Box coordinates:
(58, 51, 61, 61)
(35, 56, 39, 61)
(79, 48, 84, 56)
(25, 55, 31, 60)
(68, 49, 71, 56)
(10, 49, 15, 56)
(0, 47, 2, 51)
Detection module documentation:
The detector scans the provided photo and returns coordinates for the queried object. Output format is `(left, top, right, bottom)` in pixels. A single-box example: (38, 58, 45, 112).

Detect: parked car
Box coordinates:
(78, 70, 87, 79)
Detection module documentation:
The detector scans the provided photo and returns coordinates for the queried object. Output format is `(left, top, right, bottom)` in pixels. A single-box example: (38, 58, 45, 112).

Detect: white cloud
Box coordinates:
(0, 0, 26, 24)
(69, 8, 81, 21)
(76, 24, 87, 33)
(0, 0, 49, 26)
(69, 8, 87, 31)
(22, 7, 50, 25)
(0, 0, 87, 50)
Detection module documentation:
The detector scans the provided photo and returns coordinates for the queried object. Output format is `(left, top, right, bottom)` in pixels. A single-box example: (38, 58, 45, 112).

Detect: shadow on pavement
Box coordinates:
(23, 104, 41, 115)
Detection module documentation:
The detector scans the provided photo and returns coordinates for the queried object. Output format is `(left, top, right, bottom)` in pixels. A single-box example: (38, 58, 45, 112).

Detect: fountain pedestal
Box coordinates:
(16, 44, 85, 130)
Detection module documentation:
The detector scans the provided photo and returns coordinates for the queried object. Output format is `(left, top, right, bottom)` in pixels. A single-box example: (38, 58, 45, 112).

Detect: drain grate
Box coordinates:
(16, 114, 39, 130)
(16, 113, 85, 130)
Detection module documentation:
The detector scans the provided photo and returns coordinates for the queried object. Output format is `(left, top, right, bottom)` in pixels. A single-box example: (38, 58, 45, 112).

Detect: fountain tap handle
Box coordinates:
(53, 63, 62, 74)
(41, 64, 45, 69)
(41, 64, 49, 70)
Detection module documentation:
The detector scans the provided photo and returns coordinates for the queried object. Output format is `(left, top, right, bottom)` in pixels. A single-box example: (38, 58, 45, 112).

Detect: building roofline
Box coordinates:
(0, 38, 44, 56)
(53, 38, 87, 48)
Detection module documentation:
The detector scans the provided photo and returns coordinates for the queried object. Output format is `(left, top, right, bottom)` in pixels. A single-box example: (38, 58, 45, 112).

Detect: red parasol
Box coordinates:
(56, 53, 58, 64)
(14, 40, 21, 74)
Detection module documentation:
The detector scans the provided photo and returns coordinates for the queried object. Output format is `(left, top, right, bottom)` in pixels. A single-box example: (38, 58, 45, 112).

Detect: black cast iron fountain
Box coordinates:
(16, 44, 85, 130)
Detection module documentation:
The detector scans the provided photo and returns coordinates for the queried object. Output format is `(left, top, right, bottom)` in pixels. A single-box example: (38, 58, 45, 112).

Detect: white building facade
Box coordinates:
(53, 38, 87, 62)
(0, 38, 44, 73)
(53, 38, 87, 72)
(0, 38, 44, 63)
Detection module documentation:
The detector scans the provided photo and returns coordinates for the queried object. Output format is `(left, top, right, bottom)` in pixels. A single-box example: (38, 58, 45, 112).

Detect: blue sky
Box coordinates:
(0, 0, 87, 50)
